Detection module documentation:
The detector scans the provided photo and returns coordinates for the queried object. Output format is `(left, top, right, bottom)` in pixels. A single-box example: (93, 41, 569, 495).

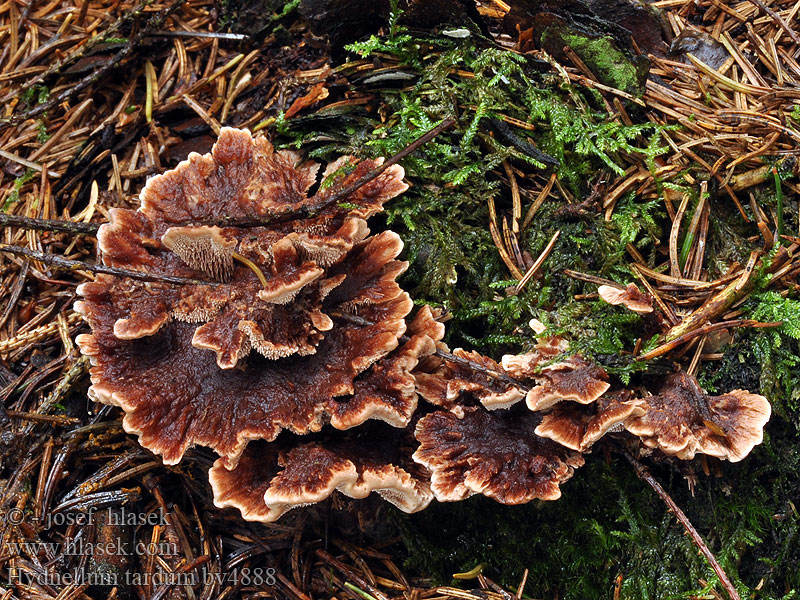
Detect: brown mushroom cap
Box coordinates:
(535, 390, 646, 451)
(444, 349, 525, 409)
(691, 389, 771, 461)
(623, 372, 771, 461)
(76, 128, 421, 466)
(500, 334, 609, 413)
(89, 128, 408, 369)
(413, 348, 525, 410)
(137, 131, 405, 227)
(327, 305, 445, 430)
(209, 427, 432, 522)
(598, 283, 654, 314)
(500, 336, 568, 380)
(413, 407, 584, 504)
(525, 356, 611, 411)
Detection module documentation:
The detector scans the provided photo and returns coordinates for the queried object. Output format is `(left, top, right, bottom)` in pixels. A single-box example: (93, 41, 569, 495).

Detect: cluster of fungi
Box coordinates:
(76, 128, 772, 522)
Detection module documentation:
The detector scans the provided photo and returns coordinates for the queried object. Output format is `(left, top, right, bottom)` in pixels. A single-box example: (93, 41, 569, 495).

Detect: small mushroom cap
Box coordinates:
(445, 349, 525, 409)
(692, 389, 771, 461)
(161, 225, 236, 282)
(535, 390, 646, 452)
(598, 283, 653, 314)
(624, 372, 771, 461)
(210, 429, 432, 522)
(256, 236, 325, 305)
(414, 348, 525, 410)
(500, 336, 568, 379)
(263, 444, 431, 518)
(502, 325, 569, 374)
(529, 318, 547, 334)
(75, 278, 174, 342)
(525, 356, 611, 411)
(413, 407, 584, 504)
(209, 440, 283, 522)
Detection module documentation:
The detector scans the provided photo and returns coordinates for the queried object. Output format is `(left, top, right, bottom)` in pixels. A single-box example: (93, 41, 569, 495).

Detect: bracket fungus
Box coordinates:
(624, 372, 771, 462)
(77, 128, 427, 463)
(521, 356, 611, 411)
(418, 348, 526, 410)
(74, 127, 772, 522)
(534, 389, 646, 452)
(500, 344, 611, 412)
(408, 321, 771, 507)
(209, 424, 433, 523)
(414, 407, 584, 503)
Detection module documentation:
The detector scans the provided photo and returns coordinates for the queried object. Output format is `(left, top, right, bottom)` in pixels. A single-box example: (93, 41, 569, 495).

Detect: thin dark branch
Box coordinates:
(0, 260, 28, 330)
(0, 213, 100, 235)
(624, 452, 742, 600)
(330, 311, 528, 391)
(215, 117, 457, 228)
(5, 118, 457, 234)
(0, 245, 220, 287)
(436, 347, 528, 390)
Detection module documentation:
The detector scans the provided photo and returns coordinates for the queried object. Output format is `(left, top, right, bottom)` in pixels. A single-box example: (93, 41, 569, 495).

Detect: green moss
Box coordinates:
(556, 31, 644, 95)
(267, 17, 799, 600)
(272, 26, 666, 352)
(20, 84, 49, 107)
(1, 169, 36, 212)
(395, 433, 800, 600)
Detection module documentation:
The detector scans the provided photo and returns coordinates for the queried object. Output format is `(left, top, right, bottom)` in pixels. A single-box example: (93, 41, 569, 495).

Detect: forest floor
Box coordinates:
(0, 0, 799, 599)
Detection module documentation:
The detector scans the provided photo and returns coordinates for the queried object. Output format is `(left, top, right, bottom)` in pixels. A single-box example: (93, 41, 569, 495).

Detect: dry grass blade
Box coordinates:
(686, 53, 771, 94)
(514, 230, 560, 294)
(489, 208, 525, 279)
(522, 173, 557, 230)
(669, 193, 691, 278)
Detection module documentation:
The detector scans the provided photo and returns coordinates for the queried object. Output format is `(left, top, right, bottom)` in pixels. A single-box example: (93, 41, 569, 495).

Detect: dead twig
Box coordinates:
(0, 244, 220, 287)
(624, 452, 742, 600)
(638, 318, 782, 360)
(216, 117, 457, 228)
(331, 311, 529, 391)
(663, 251, 759, 343)
(0, 214, 100, 236)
